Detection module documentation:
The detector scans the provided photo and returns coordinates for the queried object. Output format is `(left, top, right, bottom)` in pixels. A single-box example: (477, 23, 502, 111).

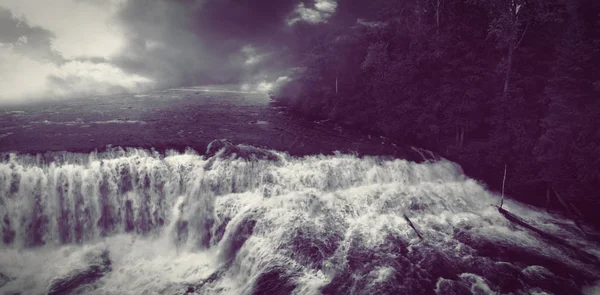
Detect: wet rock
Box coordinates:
(479, 262, 523, 293)
(205, 139, 279, 162)
(219, 217, 257, 262)
(323, 235, 420, 295)
(290, 227, 341, 270)
(191, 260, 233, 292)
(175, 219, 189, 245)
(211, 217, 231, 246)
(2, 214, 16, 244)
(453, 228, 588, 282)
(251, 267, 296, 295)
(47, 250, 111, 295)
(205, 139, 234, 158)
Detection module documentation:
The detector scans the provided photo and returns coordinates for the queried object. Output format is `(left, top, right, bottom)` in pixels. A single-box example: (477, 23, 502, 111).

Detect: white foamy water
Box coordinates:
(29, 119, 146, 126)
(90, 119, 146, 125)
(0, 144, 598, 295)
(170, 86, 257, 94)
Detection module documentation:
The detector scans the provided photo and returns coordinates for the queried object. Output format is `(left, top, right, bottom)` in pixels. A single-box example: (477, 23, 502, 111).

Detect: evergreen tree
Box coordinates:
(270, 0, 600, 227)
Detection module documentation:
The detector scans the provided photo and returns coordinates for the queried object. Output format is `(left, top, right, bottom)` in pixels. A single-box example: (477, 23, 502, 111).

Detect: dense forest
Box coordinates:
(272, 0, 600, 227)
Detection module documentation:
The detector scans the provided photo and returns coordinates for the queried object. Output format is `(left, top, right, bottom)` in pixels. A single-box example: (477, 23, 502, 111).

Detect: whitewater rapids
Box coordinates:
(0, 142, 599, 295)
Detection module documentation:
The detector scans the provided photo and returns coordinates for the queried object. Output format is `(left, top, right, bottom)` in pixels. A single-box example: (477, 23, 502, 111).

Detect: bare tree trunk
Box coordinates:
(429, 0, 442, 34)
(459, 122, 465, 148)
(546, 186, 551, 213)
(415, 0, 423, 34)
(503, 45, 514, 96)
(455, 125, 460, 147)
(553, 189, 573, 217)
(335, 76, 338, 94)
(435, 0, 440, 34)
(500, 164, 507, 208)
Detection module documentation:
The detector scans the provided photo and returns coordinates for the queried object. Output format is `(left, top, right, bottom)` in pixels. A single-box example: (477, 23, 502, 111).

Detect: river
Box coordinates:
(0, 86, 599, 295)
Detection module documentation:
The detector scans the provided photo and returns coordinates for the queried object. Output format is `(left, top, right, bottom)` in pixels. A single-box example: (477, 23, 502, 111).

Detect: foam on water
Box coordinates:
(0, 143, 599, 294)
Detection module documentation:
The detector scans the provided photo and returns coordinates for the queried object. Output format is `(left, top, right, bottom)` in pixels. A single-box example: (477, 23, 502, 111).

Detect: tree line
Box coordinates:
(272, 0, 600, 227)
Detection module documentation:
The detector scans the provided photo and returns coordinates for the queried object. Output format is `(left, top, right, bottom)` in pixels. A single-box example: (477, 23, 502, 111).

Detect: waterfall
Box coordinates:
(0, 142, 599, 294)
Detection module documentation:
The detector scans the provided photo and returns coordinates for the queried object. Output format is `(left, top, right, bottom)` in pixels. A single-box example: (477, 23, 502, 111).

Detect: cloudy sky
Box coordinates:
(0, 0, 339, 104)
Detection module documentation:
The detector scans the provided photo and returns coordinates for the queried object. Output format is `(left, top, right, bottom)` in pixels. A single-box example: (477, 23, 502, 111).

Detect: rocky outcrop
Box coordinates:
(206, 139, 280, 162)
(47, 250, 111, 295)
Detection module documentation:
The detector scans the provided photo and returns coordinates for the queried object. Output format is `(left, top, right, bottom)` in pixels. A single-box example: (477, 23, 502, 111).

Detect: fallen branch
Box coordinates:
(495, 205, 599, 266)
(500, 164, 507, 208)
(404, 214, 423, 240)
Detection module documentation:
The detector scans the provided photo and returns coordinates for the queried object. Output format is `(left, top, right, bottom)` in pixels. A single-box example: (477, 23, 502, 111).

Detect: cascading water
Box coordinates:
(1, 141, 599, 295)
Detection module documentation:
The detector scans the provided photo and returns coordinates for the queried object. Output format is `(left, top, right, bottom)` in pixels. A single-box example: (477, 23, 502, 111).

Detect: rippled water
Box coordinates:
(1, 142, 599, 295)
(0, 85, 407, 157)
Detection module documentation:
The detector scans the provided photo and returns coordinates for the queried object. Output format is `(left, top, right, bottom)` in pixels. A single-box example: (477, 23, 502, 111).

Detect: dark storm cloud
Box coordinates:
(111, 0, 229, 87)
(2, 0, 349, 101)
(111, 0, 336, 88)
(0, 6, 64, 63)
(186, 0, 306, 81)
(188, 0, 298, 46)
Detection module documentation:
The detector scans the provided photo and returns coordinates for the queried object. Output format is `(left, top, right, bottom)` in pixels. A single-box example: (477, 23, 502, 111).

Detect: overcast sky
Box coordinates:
(0, 0, 338, 104)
